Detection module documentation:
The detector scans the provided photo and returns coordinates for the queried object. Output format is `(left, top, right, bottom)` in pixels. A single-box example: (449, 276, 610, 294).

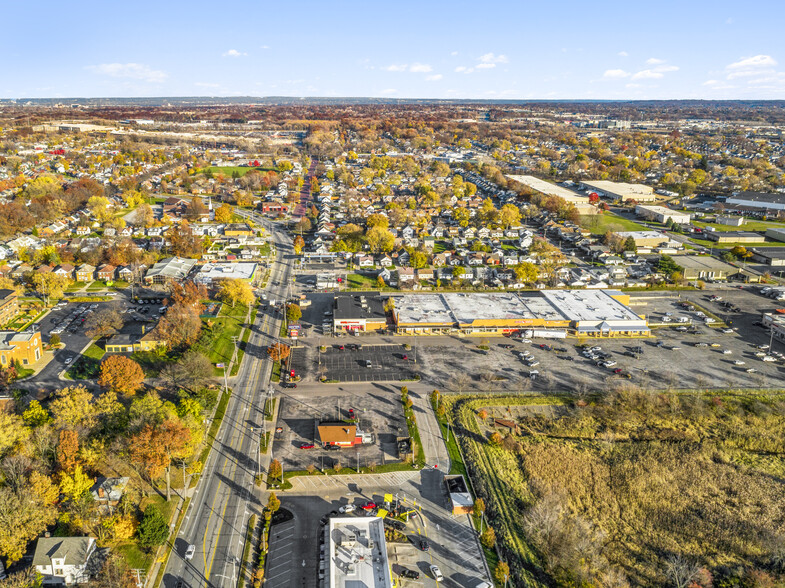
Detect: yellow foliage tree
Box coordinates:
(59, 464, 94, 502)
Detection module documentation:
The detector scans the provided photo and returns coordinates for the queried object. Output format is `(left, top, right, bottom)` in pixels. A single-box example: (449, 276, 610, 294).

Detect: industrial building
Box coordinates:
(194, 262, 258, 285)
(391, 290, 649, 337)
(506, 175, 595, 214)
(704, 231, 766, 244)
(325, 516, 393, 588)
(615, 231, 670, 248)
(332, 294, 387, 333)
(670, 255, 739, 280)
(726, 191, 785, 212)
(635, 205, 691, 225)
(749, 247, 785, 267)
(581, 180, 657, 202)
(765, 227, 785, 242)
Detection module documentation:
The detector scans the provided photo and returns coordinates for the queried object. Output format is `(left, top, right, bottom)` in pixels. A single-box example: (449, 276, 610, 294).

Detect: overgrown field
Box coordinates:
(447, 391, 785, 587)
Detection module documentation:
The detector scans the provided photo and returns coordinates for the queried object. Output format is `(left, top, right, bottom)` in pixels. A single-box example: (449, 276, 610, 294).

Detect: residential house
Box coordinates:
(75, 226, 91, 236)
(0, 290, 19, 326)
(90, 477, 130, 513)
(398, 267, 416, 284)
(96, 264, 116, 282)
(379, 255, 393, 267)
(74, 264, 95, 283)
(223, 223, 253, 237)
(357, 255, 375, 268)
(33, 536, 97, 585)
(53, 264, 75, 280)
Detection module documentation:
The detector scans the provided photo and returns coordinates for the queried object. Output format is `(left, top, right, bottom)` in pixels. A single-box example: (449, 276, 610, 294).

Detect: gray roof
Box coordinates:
(90, 477, 129, 502)
(33, 536, 96, 567)
(145, 256, 197, 280)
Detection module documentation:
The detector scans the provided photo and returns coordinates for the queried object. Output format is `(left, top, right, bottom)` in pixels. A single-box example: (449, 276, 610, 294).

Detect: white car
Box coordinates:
(185, 544, 196, 560)
(762, 355, 776, 362)
(734, 360, 745, 365)
(722, 349, 732, 354)
(64, 357, 73, 365)
(430, 565, 444, 582)
(339, 504, 356, 514)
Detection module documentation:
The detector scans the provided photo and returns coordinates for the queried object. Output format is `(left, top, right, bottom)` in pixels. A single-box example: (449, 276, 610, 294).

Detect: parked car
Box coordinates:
(281, 382, 297, 388)
(338, 504, 356, 513)
(430, 564, 444, 582)
(185, 544, 196, 560)
(418, 537, 430, 551)
(299, 443, 314, 449)
(400, 569, 420, 579)
(361, 502, 376, 510)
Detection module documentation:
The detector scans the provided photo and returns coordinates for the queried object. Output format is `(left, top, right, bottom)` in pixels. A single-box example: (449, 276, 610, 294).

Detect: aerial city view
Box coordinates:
(1, 1, 784, 587)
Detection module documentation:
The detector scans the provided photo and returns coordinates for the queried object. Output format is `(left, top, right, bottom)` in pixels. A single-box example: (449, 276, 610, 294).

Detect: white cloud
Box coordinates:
(646, 57, 665, 65)
(450, 51, 458, 56)
(478, 52, 508, 64)
(85, 63, 167, 83)
(702, 79, 719, 86)
(384, 64, 407, 72)
(626, 83, 642, 88)
(618, 51, 628, 57)
(425, 74, 443, 81)
(476, 63, 496, 69)
(408, 62, 432, 73)
(632, 69, 664, 79)
(223, 49, 247, 58)
(725, 55, 778, 79)
(379, 88, 397, 95)
(603, 69, 630, 79)
(260, 45, 270, 49)
(455, 65, 475, 74)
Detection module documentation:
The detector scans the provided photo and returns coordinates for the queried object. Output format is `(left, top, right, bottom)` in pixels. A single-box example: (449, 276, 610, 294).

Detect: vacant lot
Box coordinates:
(447, 392, 785, 587)
(580, 212, 647, 235)
(199, 165, 275, 177)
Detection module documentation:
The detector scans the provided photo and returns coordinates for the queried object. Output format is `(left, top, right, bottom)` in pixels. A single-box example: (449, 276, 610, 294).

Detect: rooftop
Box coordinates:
(195, 261, 258, 283)
(33, 536, 95, 567)
(728, 191, 785, 205)
(506, 175, 588, 203)
(327, 516, 392, 588)
(670, 255, 739, 271)
(333, 294, 386, 322)
(582, 180, 654, 197)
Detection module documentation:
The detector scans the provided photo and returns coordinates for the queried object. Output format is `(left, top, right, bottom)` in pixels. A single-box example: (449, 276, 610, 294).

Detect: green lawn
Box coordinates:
(693, 219, 785, 232)
(231, 307, 258, 376)
(347, 273, 395, 290)
(86, 280, 130, 291)
(192, 303, 250, 374)
(580, 212, 647, 235)
(199, 166, 274, 177)
(66, 341, 105, 379)
(65, 281, 88, 292)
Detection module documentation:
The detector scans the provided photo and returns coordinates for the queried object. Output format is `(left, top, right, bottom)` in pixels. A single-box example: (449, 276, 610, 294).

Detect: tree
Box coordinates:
(49, 385, 96, 431)
(366, 226, 395, 253)
(91, 551, 137, 588)
(293, 235, 305, 255)
(214, 202, 233, 223)
(216, 278, 254, 308)
(134, 203, 155, 228)
(494, 562, 510, 586)
(59, 463, 93, 502)
(473, 498, 486, 518)
(158, 303, 202, 349)
(409, 250, 428, 269)
(161, 351, 214, 392)
(32, 273, 71, 305)
(623, 236, 638, 253)
(453, 207, 471, 228)
(56, 429, 79, 473)
(98, 355, 145, 396)
(664, 555, 701, 588)
(267, 492, 281, 514)
(657, 255, 682, 276)
(137, 506, 169, 550)
(85, 306, 124, 339)
(376, 275, 385, 288)
(366, 213, 389, 230)
(168, 220, 202, 258)
(267, 343, 291, 362)
(287, 303, 302, 322)
(22, 400, 50, 427)
(0, 485, 57, 563)
(513, 262, 539, 284)
(268, 459, 282, 482)
(0, 411, 29, 458)
(481, 526, 496, 549)
(49, 333, 61, 346)
(130, 419, 191, 501)
(88, 196, 113, 223)
(295, 217, 312, 233)
(185, 198, 208, 222)
(499, 203, 522, 228)
(489, 432, 503, 446)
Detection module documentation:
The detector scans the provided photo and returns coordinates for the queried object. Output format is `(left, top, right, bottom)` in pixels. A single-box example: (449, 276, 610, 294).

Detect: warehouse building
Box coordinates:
(670, 255, 739, 280)
(194, 262, 258, 285)
(749, 247, 785, 267)
(581, 180, 657, 202)
(506, 175, 595, 214)
(726, 191, 785, 212)
(392, 290, 649, 337)
(615, 230, 670, 248)
(635, 205, 691, 224)
(765, 228, 785, 242)
(704, 231, 766, 244)
(332, 294, 387, 333)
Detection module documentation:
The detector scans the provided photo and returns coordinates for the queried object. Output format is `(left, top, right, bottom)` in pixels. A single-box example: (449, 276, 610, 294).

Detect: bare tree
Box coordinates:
(664, 555, 701, 588)
(85, 305, 124, 339)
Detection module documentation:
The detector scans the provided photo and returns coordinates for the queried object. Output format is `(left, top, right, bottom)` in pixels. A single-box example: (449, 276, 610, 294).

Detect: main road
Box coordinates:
(162, 217, 294, 588)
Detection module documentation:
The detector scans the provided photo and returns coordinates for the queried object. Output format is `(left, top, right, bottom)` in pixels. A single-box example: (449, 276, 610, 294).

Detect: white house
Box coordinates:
(33, 536, 97, 585)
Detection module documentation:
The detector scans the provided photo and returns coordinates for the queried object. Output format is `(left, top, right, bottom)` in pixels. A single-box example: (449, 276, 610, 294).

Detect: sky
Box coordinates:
(1, 0, 784, 100)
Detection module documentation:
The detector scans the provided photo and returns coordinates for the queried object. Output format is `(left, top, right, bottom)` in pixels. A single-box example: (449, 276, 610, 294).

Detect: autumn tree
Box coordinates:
(214, 202, 234, 223)
(168, 220, 202, 258)
(56, 429, 79, 473)
(216, 278, 254, 308)
(157, 304, 202, 349)
(160, 351, 214, 392)
(0, 412, 29, 458)
(22, 400, 51, 427)
(513, 262, 539, 285)
(59, 463, 93, 502)
(286, 303, 302, 322)
(184, 198, 208, 221)
(293, 235, 305, 255)
(0, 484, 58, 563)
(268, 459, 282, 482)
(366, 226, 395, 253)
(85, 306, 124, 339)
(169, 280, 207, 309)
(130, 419, 191, 501)
(499, 203, 522, 228)
(267, 343, 291, 362)
(481, 526, 496, 549)
(267, 492, 281, 513)
(495, 562, 510, 586)
(98, 355, 145, 396)
(32, 273, 71, 305)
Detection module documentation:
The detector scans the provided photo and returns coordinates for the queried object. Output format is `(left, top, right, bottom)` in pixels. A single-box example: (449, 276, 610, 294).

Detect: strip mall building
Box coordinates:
(391, 290, 650, 338)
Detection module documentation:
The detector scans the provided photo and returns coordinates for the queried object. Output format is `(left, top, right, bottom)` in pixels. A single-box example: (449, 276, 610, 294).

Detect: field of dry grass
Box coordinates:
(448, 391, 785, 587)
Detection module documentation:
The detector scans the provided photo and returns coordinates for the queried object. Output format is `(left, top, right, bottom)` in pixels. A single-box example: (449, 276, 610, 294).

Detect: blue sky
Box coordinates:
(2, 0, 783, 99)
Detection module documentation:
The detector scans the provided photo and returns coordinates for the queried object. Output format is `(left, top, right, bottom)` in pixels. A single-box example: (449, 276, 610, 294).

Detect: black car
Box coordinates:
(400, 569, 420, 579)
(418, 538, 430, 551)
(498, 344, 514, 349)
(281, 382, 297, 388)
(325, 444, 341, 451)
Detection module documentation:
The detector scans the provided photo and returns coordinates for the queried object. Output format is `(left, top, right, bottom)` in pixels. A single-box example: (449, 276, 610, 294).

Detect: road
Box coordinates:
(162, 218, 294, 588)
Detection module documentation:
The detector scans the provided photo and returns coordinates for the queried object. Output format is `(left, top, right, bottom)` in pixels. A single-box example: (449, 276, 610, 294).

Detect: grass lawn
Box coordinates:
(192, 303, 250, 374)
(231, 307, 258, 376)
(67, 341, 105, 379)
(199, 166, 274, 177)
(347, 273, 394, 290)
(86, 280, 130, 291)
(693, 219, 785, 232)
(65, 281, 88, 292)
(580, 212, 647, 235)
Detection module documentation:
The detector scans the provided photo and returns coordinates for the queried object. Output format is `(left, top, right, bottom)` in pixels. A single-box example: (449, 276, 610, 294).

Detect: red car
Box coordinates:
(613, 368, 623, 374)
(339, 345, 345, 350)
(361, 502, 376, 510)
(402, 354, 408, 360)
(299, 443, 315, 449)
(348, 408, 355, 419)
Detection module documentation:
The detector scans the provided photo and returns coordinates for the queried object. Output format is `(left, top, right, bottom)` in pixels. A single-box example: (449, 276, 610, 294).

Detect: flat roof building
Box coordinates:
(194, 262, 258, 284)
(326, 516, 393, 588)
(635, 205, 691, 225)
(333, 294, 387, 332)
(705, 231, 766, 244)
(726, 191, 785, 212)
(764, 227, 785, 242)
(392, 290, 649, 337)
(144, 257, 197, 285)
(749, 247, 785, 267)
(506, 175, 595, 214)
(615, 231, 670, 248)
(581, 180, 657, 202)
(670, 255, 739, 280)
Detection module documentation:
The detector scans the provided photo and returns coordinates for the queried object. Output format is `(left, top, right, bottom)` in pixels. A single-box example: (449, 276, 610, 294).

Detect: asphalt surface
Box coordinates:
(162, 218, 294, 588)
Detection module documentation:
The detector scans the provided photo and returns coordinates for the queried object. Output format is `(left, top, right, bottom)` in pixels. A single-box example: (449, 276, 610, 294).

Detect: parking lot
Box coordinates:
(272, 384, 409, 472)
(306, 344, 417, 383)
